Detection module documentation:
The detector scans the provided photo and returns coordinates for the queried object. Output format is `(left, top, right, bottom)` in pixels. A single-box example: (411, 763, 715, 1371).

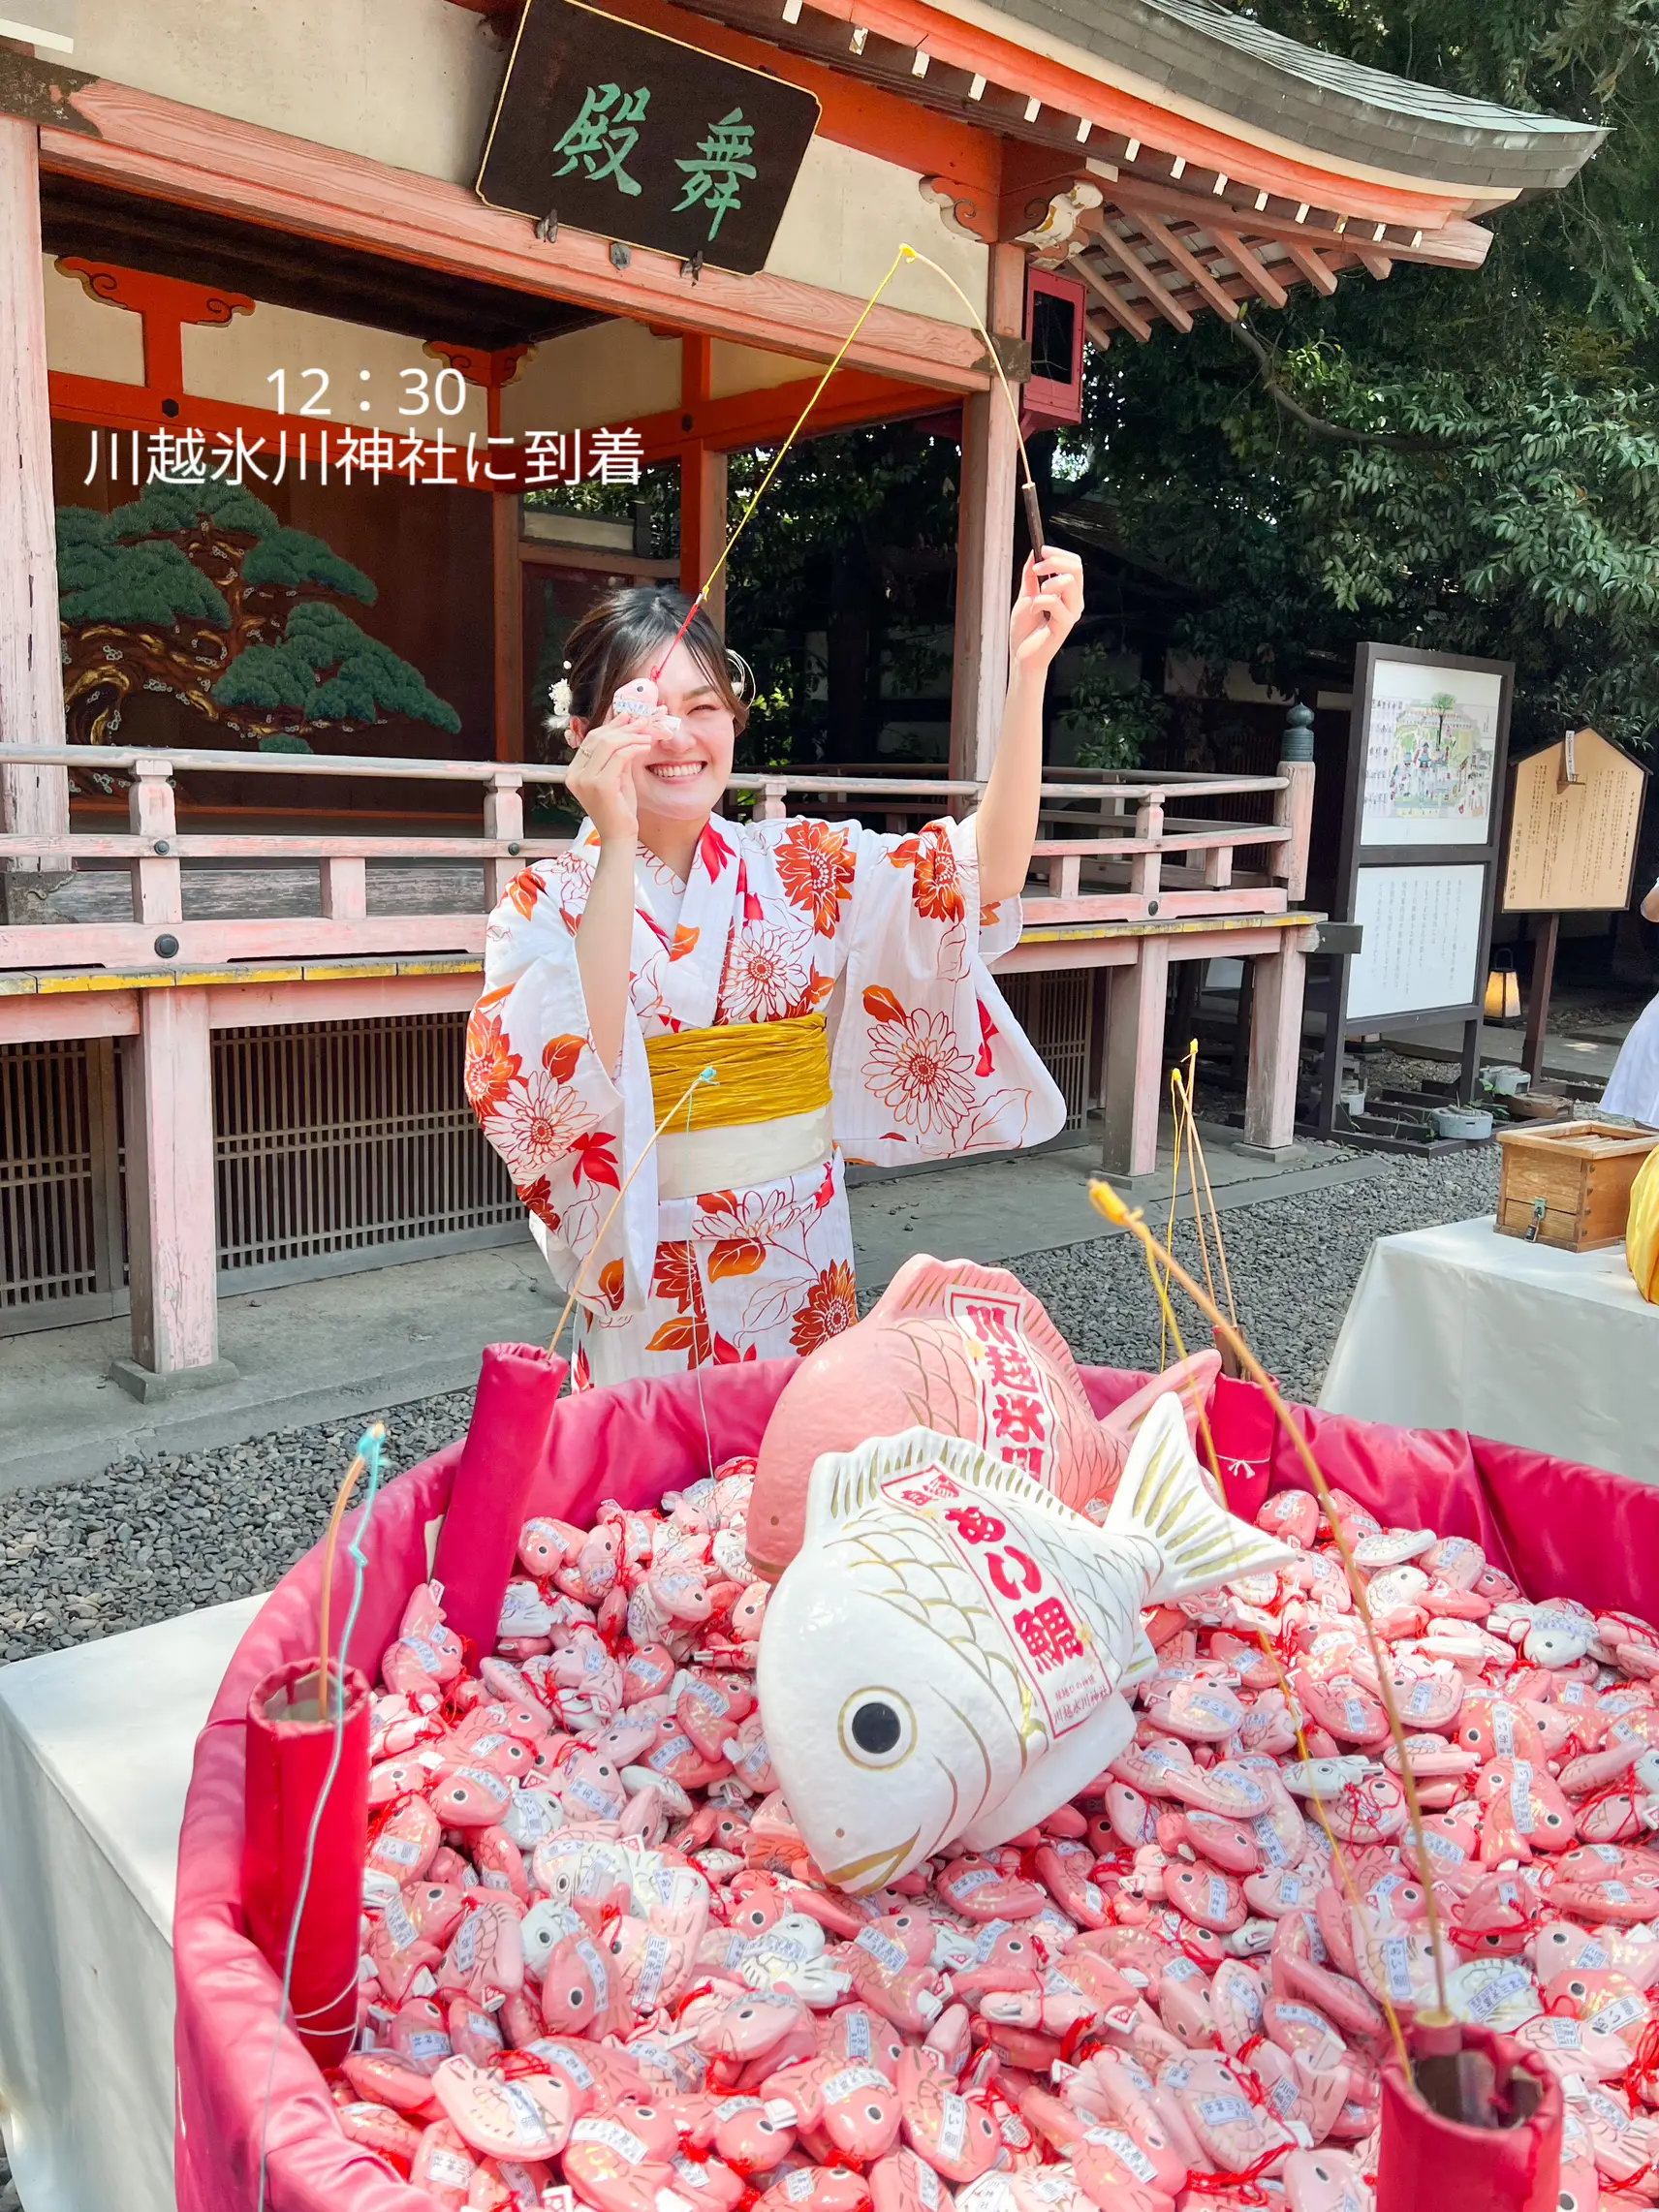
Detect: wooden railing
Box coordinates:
(0, 744, 1314, 972)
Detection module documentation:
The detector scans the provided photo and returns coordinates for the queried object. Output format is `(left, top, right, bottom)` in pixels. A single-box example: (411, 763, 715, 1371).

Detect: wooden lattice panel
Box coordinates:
(0, 1036, 124, 1331)
(213, 1012, 526, 1288)
(1001, 968, 1093, 1131)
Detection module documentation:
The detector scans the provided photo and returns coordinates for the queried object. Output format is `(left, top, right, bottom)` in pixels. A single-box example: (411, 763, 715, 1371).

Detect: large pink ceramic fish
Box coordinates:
(748, 1254, 1217, 1580)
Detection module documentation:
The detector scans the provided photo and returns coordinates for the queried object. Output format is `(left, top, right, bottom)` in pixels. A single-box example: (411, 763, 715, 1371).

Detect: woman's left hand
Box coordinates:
(1009, 548, 1083, 674)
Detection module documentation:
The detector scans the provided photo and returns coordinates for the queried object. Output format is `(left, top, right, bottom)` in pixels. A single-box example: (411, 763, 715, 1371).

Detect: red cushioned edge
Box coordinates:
(175, 1356, 1659, 2211)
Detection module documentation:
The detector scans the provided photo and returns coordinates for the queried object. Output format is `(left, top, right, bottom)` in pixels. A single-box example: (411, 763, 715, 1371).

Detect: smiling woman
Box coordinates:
(465, 575, 1080, 1386)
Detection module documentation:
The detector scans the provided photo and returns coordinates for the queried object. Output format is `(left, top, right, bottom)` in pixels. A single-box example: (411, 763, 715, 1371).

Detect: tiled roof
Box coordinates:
(946, 0, 1604, 190)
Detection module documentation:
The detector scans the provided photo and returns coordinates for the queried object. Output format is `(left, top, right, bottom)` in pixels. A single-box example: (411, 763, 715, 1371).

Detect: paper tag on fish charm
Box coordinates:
(941, 1285, 1063, 1485)
(878, 1459, 1115, 1737)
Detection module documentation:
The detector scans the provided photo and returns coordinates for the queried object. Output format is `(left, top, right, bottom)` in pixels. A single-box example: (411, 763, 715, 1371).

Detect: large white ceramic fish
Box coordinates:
(758, 1393, 1295, 1893)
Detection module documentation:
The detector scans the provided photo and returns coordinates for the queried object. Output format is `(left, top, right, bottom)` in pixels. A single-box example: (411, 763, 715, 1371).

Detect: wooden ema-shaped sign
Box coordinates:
(1503, 728, 1645, 913)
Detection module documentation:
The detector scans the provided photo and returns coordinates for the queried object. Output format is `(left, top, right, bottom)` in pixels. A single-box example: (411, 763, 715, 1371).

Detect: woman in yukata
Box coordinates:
(466, 548, 1083, 1386)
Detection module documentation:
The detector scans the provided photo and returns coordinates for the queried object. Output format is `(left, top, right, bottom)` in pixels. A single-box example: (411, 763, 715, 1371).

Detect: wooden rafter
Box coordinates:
(1207, 227, 1291, 309)
(1104, 176, 1455, 261)
(1071, 250, 1153, 341)
(1086, 222, 1193, 333)
(1111, 206, 1239, 322)
(1279, 239, 1339, 296)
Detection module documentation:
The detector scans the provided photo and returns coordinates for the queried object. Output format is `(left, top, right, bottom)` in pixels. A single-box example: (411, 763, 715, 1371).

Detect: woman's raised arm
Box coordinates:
(567, 720, 655, 1074)
(974, 548, 1084, 908)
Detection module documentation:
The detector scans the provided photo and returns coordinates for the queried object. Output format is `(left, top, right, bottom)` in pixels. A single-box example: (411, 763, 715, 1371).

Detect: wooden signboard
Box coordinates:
(1312, 641, 1515, 1134)
(477, 0, 821, 276)
(1502, 728, 1645, 914)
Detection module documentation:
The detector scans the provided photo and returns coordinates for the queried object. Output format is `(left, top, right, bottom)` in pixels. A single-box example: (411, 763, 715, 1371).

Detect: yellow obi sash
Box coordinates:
(644, 1013, 833, 1200)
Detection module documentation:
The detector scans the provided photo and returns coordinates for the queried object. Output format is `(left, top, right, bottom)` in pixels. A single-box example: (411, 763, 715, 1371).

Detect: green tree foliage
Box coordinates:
(724, 427, 960, 766)
(1058, 0, 1659, 750)
(58, 527, 230, 629)
(56, 477, 459, 748)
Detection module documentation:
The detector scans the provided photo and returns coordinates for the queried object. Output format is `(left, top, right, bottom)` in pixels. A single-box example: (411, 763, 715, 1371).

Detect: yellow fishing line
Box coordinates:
(548, 1066, 717, 1360)
(1091, 1175, 1454, 2019)
(1174, 1047, 1222, 1327)
(675, 240, 1048, 635)
(1187, 1085, 1239, 1334)
(1251, 1628, 1416, 2086)
(1160, 1071, 1184, 1371)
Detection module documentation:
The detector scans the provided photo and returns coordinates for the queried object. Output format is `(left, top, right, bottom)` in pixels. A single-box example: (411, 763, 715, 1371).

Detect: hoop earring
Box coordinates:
(726, 648, 755, 705)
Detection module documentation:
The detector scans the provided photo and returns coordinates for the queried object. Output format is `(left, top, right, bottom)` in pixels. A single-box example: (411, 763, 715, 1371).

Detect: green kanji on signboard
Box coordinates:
(673, 108, 757, 240)
(478, 3, 819, 275)
(551, 81, 650, 197)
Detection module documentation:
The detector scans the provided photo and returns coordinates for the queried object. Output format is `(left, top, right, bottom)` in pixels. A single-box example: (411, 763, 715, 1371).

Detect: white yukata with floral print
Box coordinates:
(466, 810, 1065, 1386)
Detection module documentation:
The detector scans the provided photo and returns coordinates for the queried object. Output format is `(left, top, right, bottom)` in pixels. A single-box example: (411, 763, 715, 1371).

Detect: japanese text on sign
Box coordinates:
(477, 0, 818, 277)
(881, 1461, 1112, 1736)
(942, 1287, 1058, 1482)
(548, 83, 757, 240)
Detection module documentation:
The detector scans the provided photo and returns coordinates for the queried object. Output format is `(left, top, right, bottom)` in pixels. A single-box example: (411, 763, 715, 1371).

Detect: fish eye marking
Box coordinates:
(837, 1687, 916, 1769)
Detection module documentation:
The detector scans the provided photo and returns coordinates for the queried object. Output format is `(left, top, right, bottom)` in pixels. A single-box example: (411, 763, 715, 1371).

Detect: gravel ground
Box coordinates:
(0, 1149, 1499, 1673)
(0, 1390, 472, 1668)
(1010, 1143, 1501, 1405)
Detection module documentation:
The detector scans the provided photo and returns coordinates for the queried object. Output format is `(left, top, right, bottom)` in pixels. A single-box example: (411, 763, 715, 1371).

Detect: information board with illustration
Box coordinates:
(1360, 657, 1504, 847)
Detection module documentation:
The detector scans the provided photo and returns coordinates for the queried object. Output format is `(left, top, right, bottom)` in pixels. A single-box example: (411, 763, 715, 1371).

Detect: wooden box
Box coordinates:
(1495, 1120, 1659, 1251)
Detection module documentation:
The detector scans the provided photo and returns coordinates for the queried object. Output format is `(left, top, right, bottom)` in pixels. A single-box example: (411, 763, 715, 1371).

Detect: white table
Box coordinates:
(1320, 1214, 1659, 1480)
(0, 1596, 264, 2212)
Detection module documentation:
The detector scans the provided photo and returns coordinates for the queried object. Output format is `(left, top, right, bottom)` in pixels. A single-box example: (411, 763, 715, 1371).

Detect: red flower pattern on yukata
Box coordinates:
(463, 1005, 520, 1111)
(861, 988, 976, 1141)
(790, 1261, 860, 1355)
(717, 922, 809, 1023)
(776, 820, 855, 935)
(506, 867, 544, 920)
(486, 1071, 589, 1181)
(892, 824, 966, 925)
(647, 1238, 713, 1363)
(695, 1186, 802, 1281)
(699, 822, 735, 880)
(517, 1176, 561, 1234)
(569, 1132, 621, 1190)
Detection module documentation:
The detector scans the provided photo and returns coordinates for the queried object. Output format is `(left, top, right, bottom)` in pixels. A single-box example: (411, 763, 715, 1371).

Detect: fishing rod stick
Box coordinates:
(1089, 1176, 1454, 2018)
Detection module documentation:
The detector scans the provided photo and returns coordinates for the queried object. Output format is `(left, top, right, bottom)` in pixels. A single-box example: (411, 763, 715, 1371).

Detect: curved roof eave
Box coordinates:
(928, 0, 1606, 195)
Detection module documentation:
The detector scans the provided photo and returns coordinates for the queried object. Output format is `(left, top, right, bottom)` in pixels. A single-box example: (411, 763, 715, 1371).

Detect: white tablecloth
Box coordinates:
(0, 1596, 264, 2212)
(1319, 1214, 1659, 1480)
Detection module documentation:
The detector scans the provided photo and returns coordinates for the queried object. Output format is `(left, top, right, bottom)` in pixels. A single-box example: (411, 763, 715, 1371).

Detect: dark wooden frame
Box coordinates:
(1315, 639, 1515, 1132)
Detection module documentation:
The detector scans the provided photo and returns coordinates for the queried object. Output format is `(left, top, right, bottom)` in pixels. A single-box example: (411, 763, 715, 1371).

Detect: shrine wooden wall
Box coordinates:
(49, 418, 495, 805)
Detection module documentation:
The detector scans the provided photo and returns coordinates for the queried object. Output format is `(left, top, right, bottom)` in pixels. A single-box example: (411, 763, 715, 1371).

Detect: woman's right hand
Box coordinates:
(566, 722, 655, 849)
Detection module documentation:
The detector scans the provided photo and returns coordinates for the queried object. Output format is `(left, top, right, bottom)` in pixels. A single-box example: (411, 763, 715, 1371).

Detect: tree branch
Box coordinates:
(1228, 319, 1485, 452)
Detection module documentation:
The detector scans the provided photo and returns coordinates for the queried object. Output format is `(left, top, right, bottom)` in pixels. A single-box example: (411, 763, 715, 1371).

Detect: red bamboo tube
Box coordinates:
(1377, 2024, 1563, 2212)
(1205, 1371, 1276, 1520)
(242, 1657, 371, 2070)
(431, 1343, 569, 1656)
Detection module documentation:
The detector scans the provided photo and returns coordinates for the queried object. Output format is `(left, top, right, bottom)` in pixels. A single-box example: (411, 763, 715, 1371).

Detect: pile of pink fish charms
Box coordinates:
(338, 1455, 1659, 2212)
